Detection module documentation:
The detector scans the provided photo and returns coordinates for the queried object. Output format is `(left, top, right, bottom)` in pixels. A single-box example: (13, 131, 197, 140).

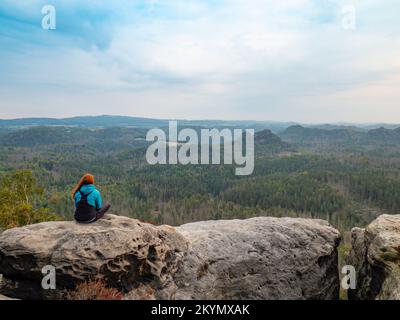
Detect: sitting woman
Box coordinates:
(72, 173, 110, 223)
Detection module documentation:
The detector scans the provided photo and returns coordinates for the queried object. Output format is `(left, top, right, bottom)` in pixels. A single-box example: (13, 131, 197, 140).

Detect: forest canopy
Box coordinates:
(0, 122, 399, 232)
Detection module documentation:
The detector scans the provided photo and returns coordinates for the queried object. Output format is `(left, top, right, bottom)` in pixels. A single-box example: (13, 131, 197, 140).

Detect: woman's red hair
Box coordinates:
(71, 173, 95, 201)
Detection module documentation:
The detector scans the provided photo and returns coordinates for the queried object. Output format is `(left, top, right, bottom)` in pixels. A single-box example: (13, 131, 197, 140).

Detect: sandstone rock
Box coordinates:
(0, 215, 341, 300)
(173, 217, 341, 300)
(0, 294, 17, 300)
(347, 214, 400, 300)
(0, 214, 188, 299)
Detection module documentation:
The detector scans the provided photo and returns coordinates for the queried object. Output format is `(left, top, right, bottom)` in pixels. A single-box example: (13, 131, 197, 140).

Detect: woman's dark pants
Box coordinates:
(95, 202, 111, 221)
(75, 202, 111, 223)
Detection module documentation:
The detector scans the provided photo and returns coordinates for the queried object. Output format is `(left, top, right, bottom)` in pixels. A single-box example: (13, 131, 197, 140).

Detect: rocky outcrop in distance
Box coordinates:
(0, 214, 341, 300)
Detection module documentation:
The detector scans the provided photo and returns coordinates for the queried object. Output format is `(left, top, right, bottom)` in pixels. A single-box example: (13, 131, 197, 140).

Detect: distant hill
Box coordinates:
(0, 115, 168, 129)
(0, 127, 86, 147)
(0, 126, 148, 151)
(0, 115, 296, 133)
(308, 124, 365, 132)
(366, 127, 400, 144)
(1, 115, 400, 133)
(279, 125, 400, 151)
(253, 129, 293, 155)
(279, 125, 362, 143)
(255, 129, 289, 146)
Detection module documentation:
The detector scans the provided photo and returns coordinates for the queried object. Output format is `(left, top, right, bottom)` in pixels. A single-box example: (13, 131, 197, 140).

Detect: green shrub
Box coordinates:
(0, 170, 61, 229)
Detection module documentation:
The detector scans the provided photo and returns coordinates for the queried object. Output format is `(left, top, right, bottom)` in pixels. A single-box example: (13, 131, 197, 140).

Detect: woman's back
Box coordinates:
(72, 173, 110, 223)
(74, 184, 102, 210)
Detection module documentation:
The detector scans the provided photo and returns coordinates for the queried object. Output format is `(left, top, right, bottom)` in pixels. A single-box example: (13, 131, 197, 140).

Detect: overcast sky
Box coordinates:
(0, 0, 399, 123)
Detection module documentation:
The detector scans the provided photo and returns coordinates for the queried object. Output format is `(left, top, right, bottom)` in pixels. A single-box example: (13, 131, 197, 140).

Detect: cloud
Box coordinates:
(0, 0, 399, 122)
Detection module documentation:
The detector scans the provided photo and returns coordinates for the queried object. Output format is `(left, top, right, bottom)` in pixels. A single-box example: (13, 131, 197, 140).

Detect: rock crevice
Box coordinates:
(347, 214, 400, 300)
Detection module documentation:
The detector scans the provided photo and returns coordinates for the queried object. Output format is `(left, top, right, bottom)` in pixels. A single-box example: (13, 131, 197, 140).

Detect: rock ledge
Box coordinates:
(0, 215, 341, 300)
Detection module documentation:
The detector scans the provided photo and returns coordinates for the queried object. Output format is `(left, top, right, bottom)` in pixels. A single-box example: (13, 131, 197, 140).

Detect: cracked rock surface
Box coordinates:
(0, 215, 187, 299)
(0, 215, 341, 300)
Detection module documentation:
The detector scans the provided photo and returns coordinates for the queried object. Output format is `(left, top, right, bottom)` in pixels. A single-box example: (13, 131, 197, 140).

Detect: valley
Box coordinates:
(0, 116, 399, 234)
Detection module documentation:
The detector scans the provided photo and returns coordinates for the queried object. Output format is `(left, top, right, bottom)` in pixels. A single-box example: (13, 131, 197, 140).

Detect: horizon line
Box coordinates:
(1, 114, 400, 126)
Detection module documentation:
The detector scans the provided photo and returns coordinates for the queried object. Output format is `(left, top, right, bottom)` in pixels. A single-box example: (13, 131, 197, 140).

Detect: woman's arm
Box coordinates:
(95, 191, 103, 210)
(74, 192, 80, 208)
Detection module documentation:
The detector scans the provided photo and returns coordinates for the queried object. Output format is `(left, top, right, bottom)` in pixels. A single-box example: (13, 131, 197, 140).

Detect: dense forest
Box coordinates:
(0, 117, 399, 236)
